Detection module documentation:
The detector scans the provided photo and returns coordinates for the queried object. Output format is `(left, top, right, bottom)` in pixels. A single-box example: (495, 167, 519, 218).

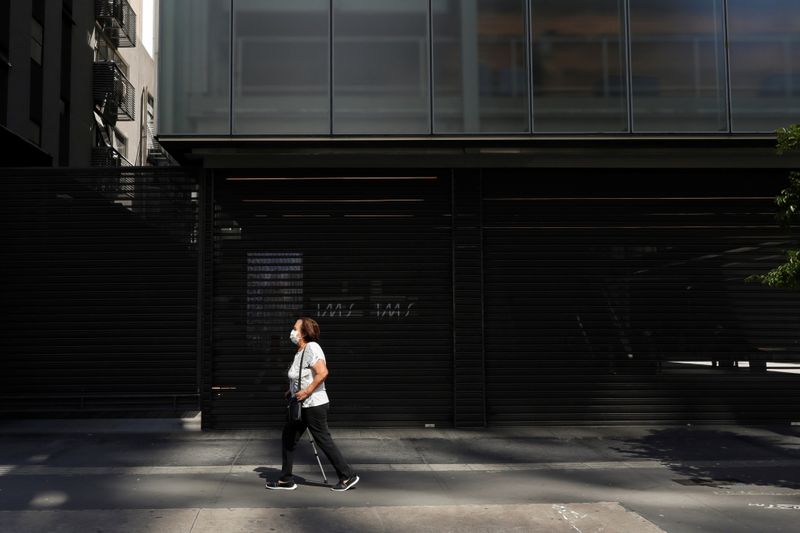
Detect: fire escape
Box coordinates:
(92, 0, 136, 167)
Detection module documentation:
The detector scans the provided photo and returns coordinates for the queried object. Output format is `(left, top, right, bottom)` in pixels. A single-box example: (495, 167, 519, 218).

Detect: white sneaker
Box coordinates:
(265, 480, 297, 491)
(331, 475, 359, 492)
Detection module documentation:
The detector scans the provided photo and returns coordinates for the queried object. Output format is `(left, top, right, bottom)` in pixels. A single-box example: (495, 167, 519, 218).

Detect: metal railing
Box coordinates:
(95, 0, 137, 48)
(146, 122, 175, 166)
(92, 145, 132, 167)
(93, 60, 135, 124)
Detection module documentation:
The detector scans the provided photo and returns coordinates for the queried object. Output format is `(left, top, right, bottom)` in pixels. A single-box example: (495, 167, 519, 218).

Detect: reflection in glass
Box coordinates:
(233, 0, 330, 134)
(158, 0, 231, 135)
(432, 0, 528, 133)
(531, 0, 628, 133)
(728, 0, 800, 132)
(629, 0, 727, 132)
(333, 0, 430, 134)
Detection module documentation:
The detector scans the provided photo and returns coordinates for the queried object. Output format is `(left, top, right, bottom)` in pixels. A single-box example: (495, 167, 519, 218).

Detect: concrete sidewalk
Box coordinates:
(0, 420, 799, 532)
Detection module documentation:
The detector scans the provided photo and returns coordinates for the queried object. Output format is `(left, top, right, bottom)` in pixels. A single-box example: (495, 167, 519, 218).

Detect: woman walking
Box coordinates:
(265, 317, 360, 492)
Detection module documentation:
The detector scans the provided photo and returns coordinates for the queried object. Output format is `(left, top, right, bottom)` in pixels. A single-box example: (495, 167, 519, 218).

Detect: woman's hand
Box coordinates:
(295, 389, 310, 401)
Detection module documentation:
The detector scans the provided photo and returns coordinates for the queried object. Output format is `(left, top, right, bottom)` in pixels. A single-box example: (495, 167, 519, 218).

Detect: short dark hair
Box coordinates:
(299, 317, 320, 343)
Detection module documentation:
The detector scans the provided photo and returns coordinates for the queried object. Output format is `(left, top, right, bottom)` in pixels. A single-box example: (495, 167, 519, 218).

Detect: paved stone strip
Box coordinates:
(0, 503, 667, 533)
(1, 459, 798, 477)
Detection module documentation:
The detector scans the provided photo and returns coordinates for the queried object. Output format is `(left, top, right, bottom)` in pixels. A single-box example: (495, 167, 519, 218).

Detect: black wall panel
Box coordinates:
(452, 170, 486, 427)
(207, 172, 453, 429)
(483, 169, 800, 425)
(6, 166, 797, 428)
(0, 169, 199, 416)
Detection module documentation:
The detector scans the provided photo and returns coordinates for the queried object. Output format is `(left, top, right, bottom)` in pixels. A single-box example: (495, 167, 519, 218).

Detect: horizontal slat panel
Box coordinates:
(207, 173, 453, 429)
(0, 169, 200, 417)
(483, 170, 800, 426)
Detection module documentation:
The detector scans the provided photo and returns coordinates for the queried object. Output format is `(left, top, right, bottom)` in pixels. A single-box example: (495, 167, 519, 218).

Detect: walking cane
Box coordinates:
(307, 431, 328, 484)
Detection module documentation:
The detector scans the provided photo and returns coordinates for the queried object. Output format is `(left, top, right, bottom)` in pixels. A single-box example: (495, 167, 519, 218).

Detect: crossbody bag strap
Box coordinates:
(296, 346, 307, 394)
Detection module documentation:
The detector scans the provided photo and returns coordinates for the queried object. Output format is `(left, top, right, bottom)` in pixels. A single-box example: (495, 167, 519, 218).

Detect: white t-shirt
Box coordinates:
(287, 342, 329, 408)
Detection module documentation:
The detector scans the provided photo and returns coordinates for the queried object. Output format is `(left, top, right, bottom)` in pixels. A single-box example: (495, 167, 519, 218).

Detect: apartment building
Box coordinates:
(0, 0, 167, 166)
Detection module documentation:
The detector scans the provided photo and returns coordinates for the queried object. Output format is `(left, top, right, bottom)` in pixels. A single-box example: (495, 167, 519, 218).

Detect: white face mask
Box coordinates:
(289, 329, 300, 345)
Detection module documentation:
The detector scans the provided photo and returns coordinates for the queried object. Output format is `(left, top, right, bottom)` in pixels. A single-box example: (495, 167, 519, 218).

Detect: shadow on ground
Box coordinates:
(611, 426, 800, 490)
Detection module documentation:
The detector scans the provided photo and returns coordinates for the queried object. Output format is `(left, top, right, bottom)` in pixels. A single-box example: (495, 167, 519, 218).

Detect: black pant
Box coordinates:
(280, 403, 354, 482)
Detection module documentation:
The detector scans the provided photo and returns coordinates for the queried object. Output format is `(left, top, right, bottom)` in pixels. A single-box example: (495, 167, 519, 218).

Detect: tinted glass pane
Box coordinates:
(233, 0, 330, 134)
(333, 0, 430, 134)
(629, 0, 727, 132)
(159, 0, 230, 135)
(531, 0, 627, 133)
(433, 0, 528, 133)
(728, 0, 800, 132)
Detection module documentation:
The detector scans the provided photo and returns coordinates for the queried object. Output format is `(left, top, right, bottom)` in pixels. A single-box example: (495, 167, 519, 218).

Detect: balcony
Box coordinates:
(93, 61, 135, 125)
(95, 0, 137, 48)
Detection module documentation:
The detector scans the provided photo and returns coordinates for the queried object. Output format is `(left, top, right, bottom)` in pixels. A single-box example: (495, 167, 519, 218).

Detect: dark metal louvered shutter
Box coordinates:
(483, 169, 800, 425)
(207, 172, 453, 429)
(0, 169, 200, 416)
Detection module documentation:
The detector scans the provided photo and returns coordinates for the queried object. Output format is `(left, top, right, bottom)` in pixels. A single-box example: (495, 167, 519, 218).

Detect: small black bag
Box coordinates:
(288, 397, 302, 422)
(287, 347, 307, 423)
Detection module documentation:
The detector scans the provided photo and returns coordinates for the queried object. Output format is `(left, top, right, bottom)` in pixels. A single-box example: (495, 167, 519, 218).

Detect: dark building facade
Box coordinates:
(0, 0, 169, 167)
(155, 0, 800, 430)
(3, 1, 800, 429)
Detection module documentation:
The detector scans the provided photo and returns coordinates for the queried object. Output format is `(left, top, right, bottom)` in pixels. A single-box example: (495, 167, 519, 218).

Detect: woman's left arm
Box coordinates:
(294, 359, 329, 401)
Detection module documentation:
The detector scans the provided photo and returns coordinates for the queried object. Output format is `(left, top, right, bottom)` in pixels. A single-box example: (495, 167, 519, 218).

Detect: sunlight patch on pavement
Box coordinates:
(28, 491, 68, 509)
(0, 504, 666, 533)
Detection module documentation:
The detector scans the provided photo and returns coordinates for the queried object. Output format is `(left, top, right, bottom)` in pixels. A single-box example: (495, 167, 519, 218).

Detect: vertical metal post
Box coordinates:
(452, 169, 487, 428)
(460, 0, 479, 132)
(722, 0, 734, 133)
(197, 169, 214, 426)
(330, 0, 334, 134)
(451, 170, 458, 425)
(623, 0, 634, 133)
(428, 0, 434, 134)
(527, 0, 534, 133)
(229, 0, 234, 135)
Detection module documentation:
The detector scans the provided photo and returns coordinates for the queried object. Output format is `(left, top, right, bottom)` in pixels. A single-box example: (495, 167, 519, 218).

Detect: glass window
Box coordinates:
(629, 0, 728, 132)
(728, 0, 800, 132)
(432, 0, 528, 133)
(333, 0, 430, 134)
(158, 0, 231, 135)
(531, 0, 628, 133)
(233, 0, 330, 134)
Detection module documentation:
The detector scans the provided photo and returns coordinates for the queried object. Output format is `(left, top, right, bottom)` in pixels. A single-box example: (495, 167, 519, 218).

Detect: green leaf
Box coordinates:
(776, 125, 800, 155)
(747, 250, 800, 290)
(750, 127, 800, 289)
